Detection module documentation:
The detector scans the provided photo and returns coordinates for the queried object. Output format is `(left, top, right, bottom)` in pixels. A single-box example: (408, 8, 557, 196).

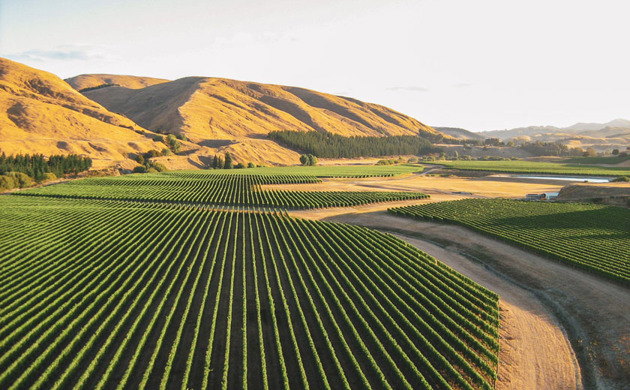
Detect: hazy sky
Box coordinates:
(1, 0, 628, 131)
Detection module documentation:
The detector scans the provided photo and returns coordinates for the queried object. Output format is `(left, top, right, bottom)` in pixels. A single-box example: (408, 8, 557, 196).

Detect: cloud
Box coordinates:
(6, 44, 116, 62)
(452, 82, 473, 88)
(386, 85, 429, 92)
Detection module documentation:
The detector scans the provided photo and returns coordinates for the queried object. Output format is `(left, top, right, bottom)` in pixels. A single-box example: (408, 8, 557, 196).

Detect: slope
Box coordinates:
(65, 74, 170, 91)
(433, 126, 485, 140)
(80, 76, 450, 143)
(0, 57, 164, 169)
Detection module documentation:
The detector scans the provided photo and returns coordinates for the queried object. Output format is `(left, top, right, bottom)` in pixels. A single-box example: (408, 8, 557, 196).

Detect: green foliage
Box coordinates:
(247, 162, 256, 168)
(0, 196, 500, 389)
(562, 155, 630, 165)
(300, 154, 317, 166)
(135, 154, 145, 165)
(0, 153, 91, 179)
(161, 148, 172, 156)
(270, 131, 438, 158)
(42, 172, 57, 182)
(390, 199, 630, 284)
(176, 133, 188, 141)
(166, 134, 181, 154)
(440, 160, 630, 176)
(22, 171, 428, 209)
(153, 135, 165, 143)
(235, 162, 246, 169)
(224, 152, 233, 169)
(611, 176, 630, 182)
(7, 172, 34, 188)
(0, 175, 17, 190)
(133, 165, 147, 173)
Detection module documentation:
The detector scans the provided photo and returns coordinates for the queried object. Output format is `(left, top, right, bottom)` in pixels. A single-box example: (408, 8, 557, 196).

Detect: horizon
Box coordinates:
(1, 0, 629, 131)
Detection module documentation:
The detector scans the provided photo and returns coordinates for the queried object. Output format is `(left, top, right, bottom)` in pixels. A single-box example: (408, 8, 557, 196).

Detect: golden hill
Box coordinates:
(65, 74, 170, 91)
(81, 77, 448, 142)
(0, 57, 164, 169)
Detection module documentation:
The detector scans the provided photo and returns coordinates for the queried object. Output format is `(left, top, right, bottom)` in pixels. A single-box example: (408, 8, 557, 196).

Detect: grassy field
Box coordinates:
(390, 199, 630, 284)
(440, 160, 630, 177)
(185, 164, 425, 178)
(0, 196, 499, 390)
(562, 155, 630, 165)
(19, 172, 428, 209)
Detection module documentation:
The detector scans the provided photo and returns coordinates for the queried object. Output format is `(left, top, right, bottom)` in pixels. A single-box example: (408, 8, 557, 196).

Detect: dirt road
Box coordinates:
(308, 211, 630, 390)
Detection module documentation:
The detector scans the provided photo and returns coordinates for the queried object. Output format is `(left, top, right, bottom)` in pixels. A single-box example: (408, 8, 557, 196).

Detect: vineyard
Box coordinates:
(439, 160, 630, 177)
(390, 199, 630, 284)
(19, 171, 429, 209)
(0, 196, 500, 389)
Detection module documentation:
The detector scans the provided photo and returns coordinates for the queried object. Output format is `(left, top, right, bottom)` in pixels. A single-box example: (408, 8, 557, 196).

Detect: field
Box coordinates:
(390, 199, 630, 284)
(203, 164, 425, 178)
(19, 171, 428, 209)
(439, 160, 630, 177)
(0, 195, 499, 390)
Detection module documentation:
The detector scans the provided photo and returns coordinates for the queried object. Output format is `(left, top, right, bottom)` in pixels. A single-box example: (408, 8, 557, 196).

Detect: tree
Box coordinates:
(224, 152, 233, 169)
(300, 154, 308, 165)
(584, 147, 597, 157)
(612, 149, 620, 155)
(247, 162, 256, 168)
(212, 155, 219, 169)
(308, 154, 318, 166)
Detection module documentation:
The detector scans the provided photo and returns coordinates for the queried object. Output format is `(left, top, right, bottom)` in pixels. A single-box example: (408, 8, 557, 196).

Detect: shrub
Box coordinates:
(0, 175, 17, 191)
(235, 162, 246, 169)
(8, 172, 34, 188)
(42, 172, 57, 182)
(247, 162, 256, 168)
(133, 165, 147, 173)
(150, 162, 168, 172)
(300, 154, 318, 166)
(611, 176, 630, 182)
(153, 135, 165, 143)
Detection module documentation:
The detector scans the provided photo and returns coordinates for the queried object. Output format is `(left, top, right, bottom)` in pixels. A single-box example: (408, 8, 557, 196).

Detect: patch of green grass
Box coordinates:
(440, 160, 630, 176)
(173, 164, 424, 178)
(561, 155, 630, 165)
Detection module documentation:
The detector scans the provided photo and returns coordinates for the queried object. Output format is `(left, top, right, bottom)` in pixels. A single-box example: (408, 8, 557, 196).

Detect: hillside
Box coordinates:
(433, 126, 485, 140)
(65, 74, 170, 91)
(480, 119, 630, 154)
(69, 76, 452, 167)
(80, 77, 444, 141)
(0, 57, 164, 169)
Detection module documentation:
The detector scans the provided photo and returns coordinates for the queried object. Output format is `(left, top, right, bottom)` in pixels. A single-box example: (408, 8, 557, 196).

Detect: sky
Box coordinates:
(1, 0, 629, 131)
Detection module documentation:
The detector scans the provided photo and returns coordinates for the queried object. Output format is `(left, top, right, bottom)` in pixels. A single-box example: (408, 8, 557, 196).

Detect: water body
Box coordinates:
(513, 175, 611, 183)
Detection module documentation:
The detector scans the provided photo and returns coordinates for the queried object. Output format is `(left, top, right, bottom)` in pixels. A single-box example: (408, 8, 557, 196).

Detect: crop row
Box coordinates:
(18, 172, 429, 209)
(390, 199, 630, 284)
(0, 196, 499, 389)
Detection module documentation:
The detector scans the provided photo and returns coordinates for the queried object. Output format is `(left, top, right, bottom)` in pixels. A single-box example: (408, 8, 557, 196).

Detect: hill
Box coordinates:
(79, 77, 444, 140)
(71, 75, 452, 167)
(480, 119, 630, 154)
(65, 74, 170, 91)
(433, 126, 485, 140)
(0, 57, 164, 169)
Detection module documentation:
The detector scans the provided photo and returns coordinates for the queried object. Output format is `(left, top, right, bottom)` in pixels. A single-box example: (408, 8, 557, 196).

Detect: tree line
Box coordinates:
(0, 153, 92, 180)
(0, 153, 92, 191)
(268, 131, 440, 159)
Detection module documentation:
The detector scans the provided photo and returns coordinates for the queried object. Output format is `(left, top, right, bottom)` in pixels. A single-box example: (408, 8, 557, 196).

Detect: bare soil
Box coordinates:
(313, 212, 630, 390)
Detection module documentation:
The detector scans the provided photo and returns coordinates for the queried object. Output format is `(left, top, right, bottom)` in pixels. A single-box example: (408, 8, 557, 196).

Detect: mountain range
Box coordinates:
(0, 57, 449, 169)
(480, 119, 630, 141)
